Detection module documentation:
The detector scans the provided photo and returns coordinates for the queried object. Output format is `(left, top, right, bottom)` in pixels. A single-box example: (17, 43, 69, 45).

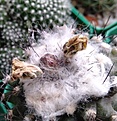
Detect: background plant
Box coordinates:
(71, 0, 116, 15)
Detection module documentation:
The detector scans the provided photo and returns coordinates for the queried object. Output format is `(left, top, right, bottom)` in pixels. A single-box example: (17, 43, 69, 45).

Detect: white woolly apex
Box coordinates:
(22, 26, 116, 120)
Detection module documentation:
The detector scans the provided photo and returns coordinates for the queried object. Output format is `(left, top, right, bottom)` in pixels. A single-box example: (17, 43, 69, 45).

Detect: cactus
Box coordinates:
(0, 0, 71, 78)
(8, 26, 117, 121)
(0, 20, 27, 77)
(1, 0, 71, 29)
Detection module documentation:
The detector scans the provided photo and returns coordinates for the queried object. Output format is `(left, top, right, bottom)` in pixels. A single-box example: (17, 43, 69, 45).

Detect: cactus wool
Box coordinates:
(11, 26, 117, 121)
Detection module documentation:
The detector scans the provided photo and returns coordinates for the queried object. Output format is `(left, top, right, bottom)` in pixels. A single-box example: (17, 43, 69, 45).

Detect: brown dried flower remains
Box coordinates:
(63, 35, 88, 58)
(11, 58, 43, 81)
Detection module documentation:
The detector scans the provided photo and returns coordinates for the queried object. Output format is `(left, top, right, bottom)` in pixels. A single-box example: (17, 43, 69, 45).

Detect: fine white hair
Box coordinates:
(23, 26, 115, 121)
